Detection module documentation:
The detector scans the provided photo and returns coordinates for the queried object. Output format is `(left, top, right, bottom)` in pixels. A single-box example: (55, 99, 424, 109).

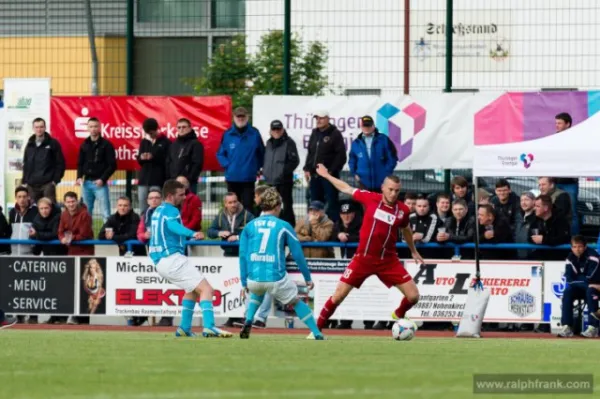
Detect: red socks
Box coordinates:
(317, 297, 338, 330)
(394, 297, 416, 319)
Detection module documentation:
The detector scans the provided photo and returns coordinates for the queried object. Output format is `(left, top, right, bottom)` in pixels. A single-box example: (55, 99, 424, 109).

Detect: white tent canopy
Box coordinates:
(473, 110, 600, 177)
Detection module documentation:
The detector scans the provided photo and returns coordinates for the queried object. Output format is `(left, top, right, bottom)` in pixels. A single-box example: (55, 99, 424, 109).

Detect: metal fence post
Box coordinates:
(283, 0, 292, 95)
(443, 0, 453, 193)
(125, 0, 135, 202)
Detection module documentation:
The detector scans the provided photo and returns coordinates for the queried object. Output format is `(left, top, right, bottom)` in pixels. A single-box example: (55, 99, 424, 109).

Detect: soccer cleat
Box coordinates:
(0, 316, 17, 330)
(581, 326, 598, 338)
(239, 322, 252, 339)
(591, 309, 600, 321)
(391, 313, 418, 331)
(557, 325, 574, 338)
(202, 326, 233, 338)
(175, 327, 197, 337)
(306, 332, 326, 340)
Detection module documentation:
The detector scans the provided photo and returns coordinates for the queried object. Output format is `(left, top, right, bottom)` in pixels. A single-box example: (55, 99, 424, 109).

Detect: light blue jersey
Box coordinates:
(239, 214, 311, 287)
(149, 202, 196, 265)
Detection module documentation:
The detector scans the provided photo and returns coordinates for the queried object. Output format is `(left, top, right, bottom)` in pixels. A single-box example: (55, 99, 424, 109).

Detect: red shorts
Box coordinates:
(340, 254, 413, 289)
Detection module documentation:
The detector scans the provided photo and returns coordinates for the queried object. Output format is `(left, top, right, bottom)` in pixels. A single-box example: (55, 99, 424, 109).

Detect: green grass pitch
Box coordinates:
(0, 330, 598, 399)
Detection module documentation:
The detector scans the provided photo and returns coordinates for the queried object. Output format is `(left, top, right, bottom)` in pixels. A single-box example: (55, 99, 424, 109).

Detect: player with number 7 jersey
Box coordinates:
(311, 164, 425, 335)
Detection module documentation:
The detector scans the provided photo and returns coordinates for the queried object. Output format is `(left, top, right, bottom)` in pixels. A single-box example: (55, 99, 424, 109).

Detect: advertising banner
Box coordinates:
(50, 96, 232, 172)
(0, 256, 76, 315)
(290, 259, 544, 322)
(103, 256, 245, 318)
(2, 78, 51, 208)
(543, 261, 567, 333)
(252, 93, 500, 174)
(0, 107, 5, 208)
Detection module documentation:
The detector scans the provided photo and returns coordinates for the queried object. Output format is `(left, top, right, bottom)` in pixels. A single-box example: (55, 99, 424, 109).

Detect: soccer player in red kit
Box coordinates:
(310, 164, 424, 336)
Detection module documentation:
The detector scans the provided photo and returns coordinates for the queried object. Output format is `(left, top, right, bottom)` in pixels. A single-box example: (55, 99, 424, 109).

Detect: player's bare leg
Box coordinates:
(316, 281, 354, 331)
(193, 279, 233, 338)
(392, 280, 420, 321)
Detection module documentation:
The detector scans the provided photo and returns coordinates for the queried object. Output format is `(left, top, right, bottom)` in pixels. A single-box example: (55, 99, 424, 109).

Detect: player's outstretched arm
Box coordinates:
(165, 218, 196, 238)
(402, 226, 425, 265)
(315, 164, 356, 196)
(239, 228, 249, 289)
(286, 227, 313, 286)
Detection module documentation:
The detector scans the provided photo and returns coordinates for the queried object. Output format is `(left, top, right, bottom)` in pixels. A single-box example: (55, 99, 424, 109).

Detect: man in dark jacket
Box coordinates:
(22, 117, 65, 203)
(491, 178, 520, 236)
(303, 110, 347, 222)
(558, 236, 600, 338)
(348, 115, 397, 192)
(262, 119, 299, 226)
(0, 206, 10, 255)
(167, 118, 204, 194)
(538, 177, 573, 231)
(207, 192, 254, 257)
(137, 118, 171, 213)
(437, 199, 475, 256)
(31, 197, 67, 256)
(98, 196, 145, 256)
(478, 204, 513, 259)
(9, 186, 39, 257)
(217, 107, 264, 215)
(528, 194, 571, 261)
(515, 192, 537, 260)
(76, 117, 117, 222)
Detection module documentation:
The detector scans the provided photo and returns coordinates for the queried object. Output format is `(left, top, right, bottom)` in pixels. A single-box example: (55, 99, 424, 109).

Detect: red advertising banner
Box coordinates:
(50, 96, 232, 171)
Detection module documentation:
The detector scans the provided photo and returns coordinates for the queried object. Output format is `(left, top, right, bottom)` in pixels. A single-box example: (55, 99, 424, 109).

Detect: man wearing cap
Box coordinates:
(336, 200, 362, 260)
(295, 200, 335, 259)
(217, 107, 265, 215)
(262, 119, 300, 226)
(349, 115, 398, 193)
(303, 110, 346, 222)
(137, 118, 171, 213)
(166, 118, 204, 194)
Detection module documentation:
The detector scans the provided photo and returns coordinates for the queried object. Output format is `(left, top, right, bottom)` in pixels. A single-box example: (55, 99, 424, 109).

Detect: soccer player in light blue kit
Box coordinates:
(239, 187, 324, 340)
(149, 180, 232, 338)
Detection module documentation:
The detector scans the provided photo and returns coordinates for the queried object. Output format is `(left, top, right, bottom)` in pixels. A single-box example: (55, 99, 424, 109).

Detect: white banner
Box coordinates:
(543, 261, 567, 333)
(2, 78, 51, 208)
(305, 259, 543, 322)
(252, 93, 500, 173)
(104, 257, 247, 318)
(0, 107, 5, 209)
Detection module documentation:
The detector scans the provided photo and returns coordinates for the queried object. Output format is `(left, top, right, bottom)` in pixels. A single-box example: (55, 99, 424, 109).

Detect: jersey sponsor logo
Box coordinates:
(374, 208, 396, 225)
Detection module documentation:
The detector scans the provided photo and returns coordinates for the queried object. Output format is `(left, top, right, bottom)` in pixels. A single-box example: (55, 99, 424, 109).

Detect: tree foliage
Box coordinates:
(187, 31, 329, 112)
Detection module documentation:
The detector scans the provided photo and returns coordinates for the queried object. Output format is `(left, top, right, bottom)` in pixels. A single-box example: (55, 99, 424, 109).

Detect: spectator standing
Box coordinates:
(9, 186, 39, 256)
(491, 179, 520, 236)
(477, 204, 513, 259)
(99, 196, 145, 256)
(557, 236, 599, 338)
(137, 187, 162, 244)
(408, 197, 439, 245)
(348, 115, 397, 193)
(528, 194, 571, 260)
(137, 118, 171, 213)
(58, 192, 94, 256)
(398, 192, 418, 260)
(451, 176, 475, 216)
(58, 191, 94, 325)
(295, 201, 335, 259)
(207, 192, 254, 257)
(538, 177, 573, 230)
(262, 119, 299, 226)
(175, 176, 202, 232)
(167, 118, 204, 194)
(22, 117, 65, 203)
(515, 192, 537, 260)
(76, 117, 116, 222)
(478, 189, 492, 206)
(0, 206, 10, 255)
(32, 197, 67, 256)
(303, 110, 347, 222)
(554, 112, 579, 234)
(217, 107, 264, 214)
(437, 199, 475, 252)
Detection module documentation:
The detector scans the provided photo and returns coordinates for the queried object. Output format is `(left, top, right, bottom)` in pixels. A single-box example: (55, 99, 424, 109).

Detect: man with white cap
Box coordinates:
(303, 110, 346, 222)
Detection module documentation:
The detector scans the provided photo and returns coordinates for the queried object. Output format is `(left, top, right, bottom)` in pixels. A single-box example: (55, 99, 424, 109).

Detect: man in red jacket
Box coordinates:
(176, 176, 202, 230)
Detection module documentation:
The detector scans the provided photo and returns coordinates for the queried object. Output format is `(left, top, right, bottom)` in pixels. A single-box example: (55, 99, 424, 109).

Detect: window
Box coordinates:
(211, 0, 245, 29)
(138, 0, 205, 23)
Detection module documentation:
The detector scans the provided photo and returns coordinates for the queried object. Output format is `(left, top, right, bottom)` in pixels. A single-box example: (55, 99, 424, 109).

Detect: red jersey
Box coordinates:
(352, 189, 410, 259)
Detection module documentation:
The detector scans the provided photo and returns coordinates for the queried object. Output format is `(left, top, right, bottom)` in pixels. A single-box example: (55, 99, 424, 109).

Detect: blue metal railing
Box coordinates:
(0, 239, 587, 257)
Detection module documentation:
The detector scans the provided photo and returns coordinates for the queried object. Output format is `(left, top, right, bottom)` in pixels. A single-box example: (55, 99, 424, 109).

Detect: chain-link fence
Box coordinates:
(1, 0, 600, 238)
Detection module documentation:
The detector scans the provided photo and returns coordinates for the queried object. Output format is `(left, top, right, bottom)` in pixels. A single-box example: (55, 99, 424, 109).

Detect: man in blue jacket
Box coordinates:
(558, 235, 600, 338)
(217, 107, 265, 215)
(348, 116, 398, 192)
